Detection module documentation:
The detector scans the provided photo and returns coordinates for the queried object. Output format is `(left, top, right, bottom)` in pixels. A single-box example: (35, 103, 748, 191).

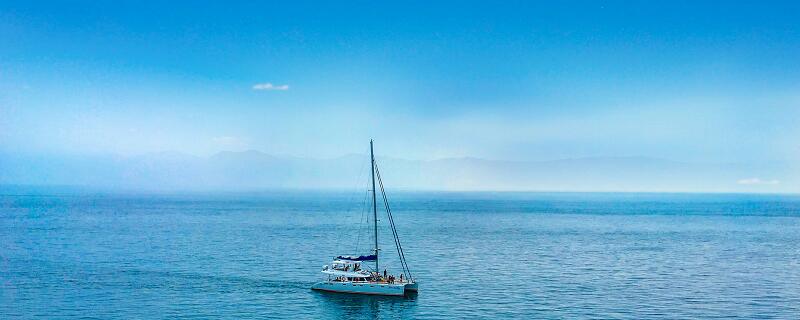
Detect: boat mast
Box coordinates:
(370, 139, 379, 273)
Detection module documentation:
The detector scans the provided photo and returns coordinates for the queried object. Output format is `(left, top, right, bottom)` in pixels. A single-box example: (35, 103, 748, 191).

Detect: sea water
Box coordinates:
(2, 191, 799, 319)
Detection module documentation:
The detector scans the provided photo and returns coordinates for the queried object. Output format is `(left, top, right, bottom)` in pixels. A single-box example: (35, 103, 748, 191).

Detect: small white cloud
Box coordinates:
(737, 177, 780, 185)
(252, 83, 289, 91)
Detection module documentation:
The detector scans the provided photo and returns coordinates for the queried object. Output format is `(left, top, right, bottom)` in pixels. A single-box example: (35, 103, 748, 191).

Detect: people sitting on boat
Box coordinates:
(399, 274, 403, 282)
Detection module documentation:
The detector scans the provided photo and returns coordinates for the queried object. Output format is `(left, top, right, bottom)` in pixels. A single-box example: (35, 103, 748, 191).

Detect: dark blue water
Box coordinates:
(2, 191, 800, 319)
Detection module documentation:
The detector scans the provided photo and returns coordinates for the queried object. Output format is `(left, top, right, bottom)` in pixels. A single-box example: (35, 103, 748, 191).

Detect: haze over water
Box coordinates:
(2, 191, 799, 319)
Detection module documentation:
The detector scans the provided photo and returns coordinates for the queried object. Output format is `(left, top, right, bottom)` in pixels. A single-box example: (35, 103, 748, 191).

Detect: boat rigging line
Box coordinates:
(374, 162, 413, 282)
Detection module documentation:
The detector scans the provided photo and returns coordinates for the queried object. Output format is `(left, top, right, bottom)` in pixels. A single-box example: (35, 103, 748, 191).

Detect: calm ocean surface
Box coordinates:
(2, 191, 800, 319)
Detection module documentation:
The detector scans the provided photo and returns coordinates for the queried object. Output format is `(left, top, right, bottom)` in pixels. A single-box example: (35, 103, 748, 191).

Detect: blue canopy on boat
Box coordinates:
(336, 254, 377, 261)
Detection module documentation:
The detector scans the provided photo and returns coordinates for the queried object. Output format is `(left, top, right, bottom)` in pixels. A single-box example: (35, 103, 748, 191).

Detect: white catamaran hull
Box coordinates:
(311, 281, 416, 296)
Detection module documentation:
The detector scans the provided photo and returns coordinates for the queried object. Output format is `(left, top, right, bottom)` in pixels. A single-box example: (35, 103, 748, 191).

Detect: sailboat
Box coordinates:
(311, 140, 418, 296)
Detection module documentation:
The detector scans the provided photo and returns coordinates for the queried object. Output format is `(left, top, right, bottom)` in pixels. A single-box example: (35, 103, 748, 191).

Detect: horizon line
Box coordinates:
(2, 184, 798, 197)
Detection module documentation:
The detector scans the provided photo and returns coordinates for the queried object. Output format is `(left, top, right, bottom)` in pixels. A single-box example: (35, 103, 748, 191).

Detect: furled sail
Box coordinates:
(336, 254, 377, 261)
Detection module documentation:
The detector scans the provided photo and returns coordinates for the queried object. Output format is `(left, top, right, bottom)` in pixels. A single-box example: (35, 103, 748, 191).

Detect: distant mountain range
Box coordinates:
(0, 150, 795, 193)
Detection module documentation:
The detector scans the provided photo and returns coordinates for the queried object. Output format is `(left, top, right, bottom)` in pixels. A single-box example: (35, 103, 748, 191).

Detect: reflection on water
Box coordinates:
(313, 290, 418, 319)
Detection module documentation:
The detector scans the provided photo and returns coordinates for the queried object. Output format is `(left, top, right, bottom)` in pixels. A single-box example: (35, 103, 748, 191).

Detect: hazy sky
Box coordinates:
(1, 1, 799, 163)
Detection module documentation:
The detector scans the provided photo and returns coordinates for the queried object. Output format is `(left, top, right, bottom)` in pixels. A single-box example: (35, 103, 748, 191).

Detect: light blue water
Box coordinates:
(2, 192, 800, 319)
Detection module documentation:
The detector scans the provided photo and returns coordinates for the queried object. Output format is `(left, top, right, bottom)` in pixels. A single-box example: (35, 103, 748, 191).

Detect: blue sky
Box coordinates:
(1, 1, 799, 164)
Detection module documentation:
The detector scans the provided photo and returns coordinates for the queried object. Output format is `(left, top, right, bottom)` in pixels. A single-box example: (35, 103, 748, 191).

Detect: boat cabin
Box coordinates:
(326, 260, 363, 272)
